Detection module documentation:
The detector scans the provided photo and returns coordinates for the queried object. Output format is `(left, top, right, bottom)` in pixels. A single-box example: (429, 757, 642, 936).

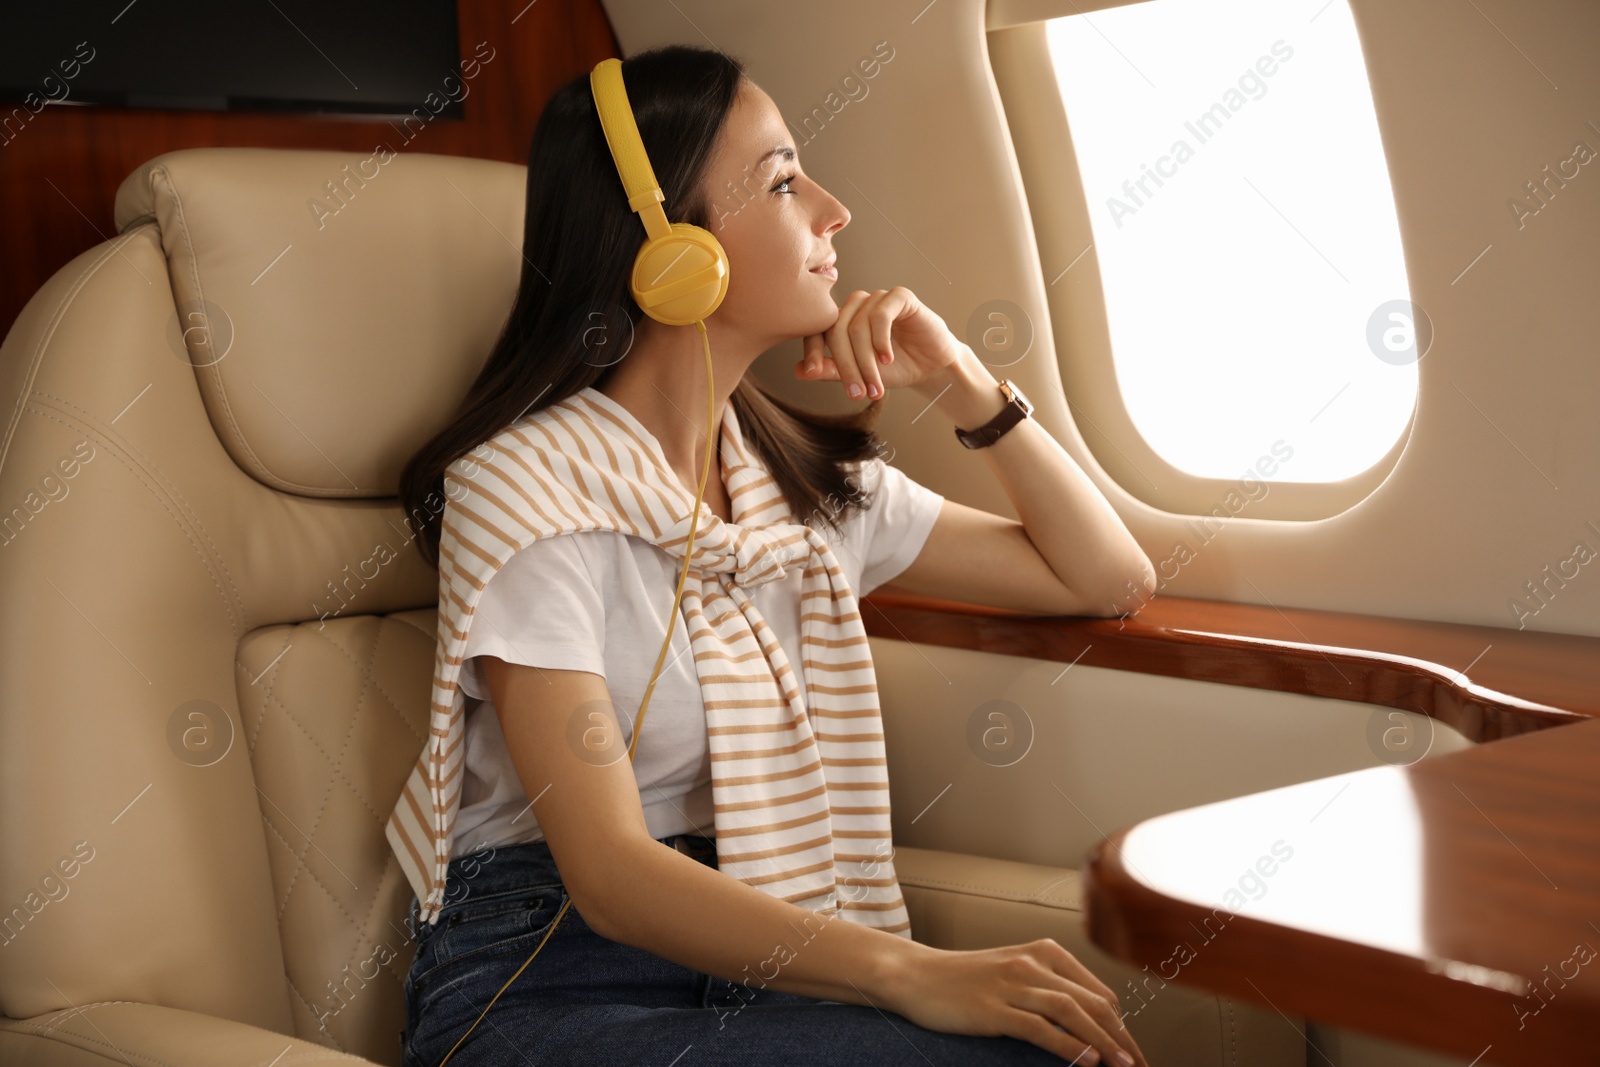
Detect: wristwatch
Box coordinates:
(954, 379, 1033, 449)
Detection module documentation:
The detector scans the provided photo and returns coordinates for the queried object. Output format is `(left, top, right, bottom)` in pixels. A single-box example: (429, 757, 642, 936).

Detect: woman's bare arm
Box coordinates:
(482, 655, 1147, 1065)
(480, 655, 922, 1007)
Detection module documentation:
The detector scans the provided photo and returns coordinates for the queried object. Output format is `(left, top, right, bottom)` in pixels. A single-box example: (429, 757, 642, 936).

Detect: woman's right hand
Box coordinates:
(879, 939, 1151, 1066)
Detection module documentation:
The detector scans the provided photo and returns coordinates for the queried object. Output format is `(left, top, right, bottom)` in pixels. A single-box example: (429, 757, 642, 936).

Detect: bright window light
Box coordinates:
(1045, 0, 1419, 483)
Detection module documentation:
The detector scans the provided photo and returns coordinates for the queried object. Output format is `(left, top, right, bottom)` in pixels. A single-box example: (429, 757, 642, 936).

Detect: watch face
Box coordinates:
(1003, 381, 1032, 414)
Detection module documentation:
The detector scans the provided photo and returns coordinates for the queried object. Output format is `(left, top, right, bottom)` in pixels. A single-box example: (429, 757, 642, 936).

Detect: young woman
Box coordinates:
(397, 43, 1157, 1067)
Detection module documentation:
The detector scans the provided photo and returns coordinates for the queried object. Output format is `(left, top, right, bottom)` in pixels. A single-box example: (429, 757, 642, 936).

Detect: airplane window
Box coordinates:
(1044, 0, 1418, 484)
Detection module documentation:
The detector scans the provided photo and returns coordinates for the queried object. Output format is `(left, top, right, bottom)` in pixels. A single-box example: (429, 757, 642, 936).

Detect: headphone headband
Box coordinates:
(590, 58, 672, 243)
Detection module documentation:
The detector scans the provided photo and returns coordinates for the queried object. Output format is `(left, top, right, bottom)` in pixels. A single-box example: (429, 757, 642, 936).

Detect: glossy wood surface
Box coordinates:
(1081, 716, 1600, 1066)
(859, 590, 1599, 739)
(858, 589, 1600, 1060)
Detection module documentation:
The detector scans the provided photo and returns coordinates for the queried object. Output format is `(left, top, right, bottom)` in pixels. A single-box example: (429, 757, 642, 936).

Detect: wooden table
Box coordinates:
(859, 589, 1600, 1064)
(1083, 716, 1600, 1066)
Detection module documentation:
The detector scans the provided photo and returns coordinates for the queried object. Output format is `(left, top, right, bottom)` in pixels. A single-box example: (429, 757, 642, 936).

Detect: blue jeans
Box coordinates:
(398, 834, 1070, 1066)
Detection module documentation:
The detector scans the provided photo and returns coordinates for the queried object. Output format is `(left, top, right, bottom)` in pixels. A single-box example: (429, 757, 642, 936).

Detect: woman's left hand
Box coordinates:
(797, 287, 965, 399)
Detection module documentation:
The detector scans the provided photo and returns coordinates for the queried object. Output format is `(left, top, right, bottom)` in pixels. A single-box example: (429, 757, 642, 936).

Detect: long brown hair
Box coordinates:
(398, 44, 888, 568)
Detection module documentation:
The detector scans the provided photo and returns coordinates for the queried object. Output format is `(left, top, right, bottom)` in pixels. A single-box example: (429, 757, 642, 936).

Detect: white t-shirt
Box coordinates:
(450, 455, 945, 856)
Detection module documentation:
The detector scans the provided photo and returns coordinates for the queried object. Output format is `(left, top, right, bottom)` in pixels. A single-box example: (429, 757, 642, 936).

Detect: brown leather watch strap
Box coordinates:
(953, 379, 1033, 449)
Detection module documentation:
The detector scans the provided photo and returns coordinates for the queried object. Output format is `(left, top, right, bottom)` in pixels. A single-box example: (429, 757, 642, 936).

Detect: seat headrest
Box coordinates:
(113, 146, 527, 497)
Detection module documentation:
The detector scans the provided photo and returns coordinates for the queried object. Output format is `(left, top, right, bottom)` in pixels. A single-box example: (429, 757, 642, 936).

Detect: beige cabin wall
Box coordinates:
(600, 0, 1600, 640)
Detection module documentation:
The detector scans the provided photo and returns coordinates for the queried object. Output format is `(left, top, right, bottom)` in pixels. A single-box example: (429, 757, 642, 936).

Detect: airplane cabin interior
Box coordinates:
(1, 1, 1596, 1065)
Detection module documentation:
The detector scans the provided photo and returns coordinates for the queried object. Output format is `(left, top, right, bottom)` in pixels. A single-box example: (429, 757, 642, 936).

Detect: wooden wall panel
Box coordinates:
(0, 1, 619, 338)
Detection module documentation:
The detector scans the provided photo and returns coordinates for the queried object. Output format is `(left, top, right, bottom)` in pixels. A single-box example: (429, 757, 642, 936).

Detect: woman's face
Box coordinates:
(698, 80, 851, 348)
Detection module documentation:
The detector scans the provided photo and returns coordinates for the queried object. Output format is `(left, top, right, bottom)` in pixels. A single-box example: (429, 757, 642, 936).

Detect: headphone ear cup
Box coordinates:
(631, 223, 730, 326)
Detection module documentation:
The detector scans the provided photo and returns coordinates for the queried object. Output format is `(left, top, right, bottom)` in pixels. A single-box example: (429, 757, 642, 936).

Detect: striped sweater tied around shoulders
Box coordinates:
(384, 385, 913, 936)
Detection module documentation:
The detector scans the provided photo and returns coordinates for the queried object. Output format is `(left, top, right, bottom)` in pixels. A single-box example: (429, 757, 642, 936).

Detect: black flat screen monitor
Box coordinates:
(0, 2, 465, 119)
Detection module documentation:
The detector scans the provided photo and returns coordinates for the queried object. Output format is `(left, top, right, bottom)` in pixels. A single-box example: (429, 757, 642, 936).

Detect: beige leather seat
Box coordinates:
(0, 147, 1306, 1066)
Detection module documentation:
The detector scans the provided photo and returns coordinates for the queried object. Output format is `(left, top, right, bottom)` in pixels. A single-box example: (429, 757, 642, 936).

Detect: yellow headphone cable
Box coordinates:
(436, 323, 715, 1066)
(433, 55, 732, 1065)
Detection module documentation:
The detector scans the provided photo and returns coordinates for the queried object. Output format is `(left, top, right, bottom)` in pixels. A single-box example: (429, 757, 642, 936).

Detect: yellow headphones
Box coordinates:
(434, 56, 727, 1065)
(591, 56, 730, 324)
